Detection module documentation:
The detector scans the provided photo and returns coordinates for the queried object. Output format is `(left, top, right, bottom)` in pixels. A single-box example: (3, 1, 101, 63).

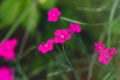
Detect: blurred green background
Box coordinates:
(0, 0, 120, 80)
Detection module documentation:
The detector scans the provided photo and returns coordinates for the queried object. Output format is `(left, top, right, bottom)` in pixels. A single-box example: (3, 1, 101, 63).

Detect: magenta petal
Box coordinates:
(41, 49, 48, 54)
(52, 17, 59, 22)
(65, 33, 71, 40)
(38, 45, 47, 53)
(53, 37, 65, 43)
(47, 39, 53, 45)
(48, 45, 53, 51)
(3, 52, 15, 61)
(98, 56, 103, 63)
(38, 44, 44, 51)
(53, 7, 61, 16)
(53, 37, 60, 43)
(54, 30, 62, 36)
(38, 44, 48, 54)
(103, 60, 109, 65)
(11, 39, 18, 45)
(0, 66, 14, 80)
(38, 45, 48, 54)
(59, 38, 65, 43)
(61, 29, 68, 35)
(109, 48, 118, 56)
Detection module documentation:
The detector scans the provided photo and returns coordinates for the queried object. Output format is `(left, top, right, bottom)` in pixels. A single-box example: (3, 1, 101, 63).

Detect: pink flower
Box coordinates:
(53, 29, 71, 43)
(94, 41, 105, 53)
(0, 66, 14, 80)
(95, 41, 118, 65)
(38, 39, 54, 54)
(68, 23, 82, 34)
(98, 49, 112, 65)
(0, 39, 18, 61)
(107, 47, 118, 56)
(47, 7, 61, 22)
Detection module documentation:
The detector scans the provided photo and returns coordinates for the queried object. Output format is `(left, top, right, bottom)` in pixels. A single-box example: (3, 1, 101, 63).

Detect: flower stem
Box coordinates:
(62, 45, 81, 80)
(107, 0, 120, 47)
(60, 16, 107, 26)
(16, 58, 28, 80)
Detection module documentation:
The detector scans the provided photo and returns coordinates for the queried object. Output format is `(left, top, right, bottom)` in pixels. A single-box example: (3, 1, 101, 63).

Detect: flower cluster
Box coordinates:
(38, 23, 82, 54)
(0, 66, 14, 80)
(94, 41, 117, 65)
(38, 7, 82, 54)
(0, 39, 18, 61)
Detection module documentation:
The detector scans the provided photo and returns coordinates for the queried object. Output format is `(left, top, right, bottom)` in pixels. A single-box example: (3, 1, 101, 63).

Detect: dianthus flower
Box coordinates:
(53, 29, 71, 43)
(68, 23, 81, 34)
(107, 47, 117, 56)
(0, 39, 18, 61)
(94, 41, 118, 65)
(98, 48, 112, 65)
(94, 41, 105, 53)
(0, 66, 14, 80)
(38, 39, 54, 54)
(47, 7, 61, 22)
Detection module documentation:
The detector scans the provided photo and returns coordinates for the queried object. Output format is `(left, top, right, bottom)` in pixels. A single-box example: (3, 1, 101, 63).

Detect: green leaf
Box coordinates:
(0, 0, 22, 27)
(21, 4, 41, 34)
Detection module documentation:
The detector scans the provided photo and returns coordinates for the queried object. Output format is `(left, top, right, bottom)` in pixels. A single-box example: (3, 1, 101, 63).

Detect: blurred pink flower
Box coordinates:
(107, 47, 118, 56)
(48, 7, 61, 22)
(94, 41, 105, 53)
(98, 48, 112, 65)
(53, 29, 71, 43)
(94, 41, 118, 65)
(0, 66, 14, 80)
(0, 39, 18, 61)
(68, 23, 81, 34)
(38, 39, 54, 54)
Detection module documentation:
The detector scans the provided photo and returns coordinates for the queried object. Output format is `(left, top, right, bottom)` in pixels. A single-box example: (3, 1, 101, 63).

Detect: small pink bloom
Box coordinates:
(0, 39, 18, 61)
(0, 66, 14, 80)
(107, 47, 118, 56)
(98, 49, 112, 65)
(53, 29, 71, 43)
(47, 7, 62, 22)
(94, 41, 105, 53)
(95, 41, 118, 65)
(38, 39, 54, 54)
(68, 23, 81, 34)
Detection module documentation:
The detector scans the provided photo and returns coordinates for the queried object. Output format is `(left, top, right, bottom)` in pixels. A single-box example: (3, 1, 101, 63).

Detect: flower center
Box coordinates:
(45, 44, 48, 48)
(52, 13, 56, 17)
(60, 35, 65, 39)
(5, 45, 10, 51)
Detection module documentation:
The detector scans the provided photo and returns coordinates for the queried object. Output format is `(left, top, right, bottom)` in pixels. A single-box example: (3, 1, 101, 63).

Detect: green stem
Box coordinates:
(87, 31, 107, 80)
(102, 67, 114, 80)
(18, 3, 36, 58)
(16, 58, 28, 80)
(60, 16, 107, 26)
(107, 0, 120, 47)
(16, 2, 36, 80)
(53, 50, 70, 80)
(62, 45, 81, 80)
